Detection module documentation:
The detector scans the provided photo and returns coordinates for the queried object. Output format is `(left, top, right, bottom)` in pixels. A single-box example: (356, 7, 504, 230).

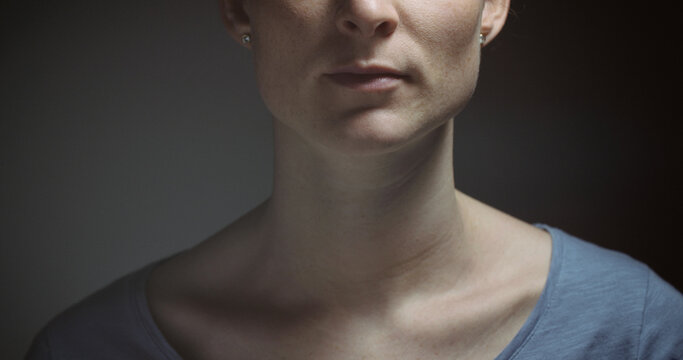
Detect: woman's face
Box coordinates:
(233, 0, 506, 154)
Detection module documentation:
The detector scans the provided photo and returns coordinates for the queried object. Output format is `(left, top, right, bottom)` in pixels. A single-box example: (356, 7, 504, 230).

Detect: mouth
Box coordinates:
(324, 65, 408, 92)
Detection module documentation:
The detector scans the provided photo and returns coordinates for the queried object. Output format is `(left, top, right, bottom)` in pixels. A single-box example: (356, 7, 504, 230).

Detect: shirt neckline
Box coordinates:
(133, 257, 185, 359)
(493, 223, 564, 359)
(132, 223, 564, 360)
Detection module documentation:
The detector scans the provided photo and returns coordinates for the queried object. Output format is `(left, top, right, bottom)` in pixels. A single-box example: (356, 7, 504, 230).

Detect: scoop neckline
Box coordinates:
(493, 223, 563, 359)
(133, 223, 563, 360)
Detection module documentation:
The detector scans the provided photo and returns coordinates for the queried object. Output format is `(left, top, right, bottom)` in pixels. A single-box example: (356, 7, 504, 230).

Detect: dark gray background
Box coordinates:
(2, 0, 680, 358)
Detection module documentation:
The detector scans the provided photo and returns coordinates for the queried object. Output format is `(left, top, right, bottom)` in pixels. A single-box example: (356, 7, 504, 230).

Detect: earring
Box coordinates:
(241, 33, 251, 45)
(479, 33, 486, 46)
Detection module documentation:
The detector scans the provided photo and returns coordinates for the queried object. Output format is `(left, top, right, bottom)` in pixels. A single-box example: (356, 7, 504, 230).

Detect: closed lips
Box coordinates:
(327, 65, 405, 76)
(329, 73, 403, 80)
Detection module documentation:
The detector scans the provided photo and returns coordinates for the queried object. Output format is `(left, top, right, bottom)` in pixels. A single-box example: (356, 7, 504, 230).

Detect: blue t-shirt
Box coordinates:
(26, 225, 683, 359)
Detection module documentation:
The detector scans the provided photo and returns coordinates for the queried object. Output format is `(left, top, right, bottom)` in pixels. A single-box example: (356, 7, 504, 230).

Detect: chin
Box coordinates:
(317, 108, 447, 156)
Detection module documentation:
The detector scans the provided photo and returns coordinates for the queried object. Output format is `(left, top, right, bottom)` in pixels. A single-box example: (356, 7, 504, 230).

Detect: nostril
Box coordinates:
(343, 20, 359, 32)
(339, 19, 396, 38)
(335, 7, 399, 38)
(375, 21, 394, 36)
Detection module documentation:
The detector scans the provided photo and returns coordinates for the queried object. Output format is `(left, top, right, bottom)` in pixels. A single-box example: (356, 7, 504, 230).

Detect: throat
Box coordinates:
(249, 188, 471, 312)
(256, 118, 472, 309)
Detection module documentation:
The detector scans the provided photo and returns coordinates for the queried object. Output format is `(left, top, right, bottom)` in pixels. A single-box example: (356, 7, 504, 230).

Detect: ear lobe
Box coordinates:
(220, 0, 252, 45)
(480, 0, 510, 45)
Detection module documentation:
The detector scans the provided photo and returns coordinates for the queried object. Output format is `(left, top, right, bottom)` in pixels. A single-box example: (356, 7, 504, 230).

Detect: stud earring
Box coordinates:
(241, 33, 251, 45)
(479, 33, 487, 47)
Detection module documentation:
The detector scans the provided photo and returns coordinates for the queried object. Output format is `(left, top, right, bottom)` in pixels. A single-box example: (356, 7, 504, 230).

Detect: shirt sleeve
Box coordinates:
(637, 268, 683, 360)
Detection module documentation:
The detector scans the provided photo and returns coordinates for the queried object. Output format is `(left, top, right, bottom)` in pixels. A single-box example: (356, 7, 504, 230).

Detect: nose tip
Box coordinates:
(335, 0, 399, 38)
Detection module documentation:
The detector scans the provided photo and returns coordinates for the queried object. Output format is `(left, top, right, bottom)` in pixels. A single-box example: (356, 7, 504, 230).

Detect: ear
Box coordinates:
(480, 0, 510, 46)
(220, 0, 252, 46)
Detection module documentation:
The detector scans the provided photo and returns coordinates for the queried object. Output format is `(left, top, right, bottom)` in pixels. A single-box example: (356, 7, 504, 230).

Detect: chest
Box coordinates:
(150, 293, 534, 360)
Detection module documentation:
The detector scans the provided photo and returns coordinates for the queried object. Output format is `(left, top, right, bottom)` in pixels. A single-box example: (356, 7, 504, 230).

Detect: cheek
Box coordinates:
(415, 0, 482, 71)
(249, 2, 325, 121)
(407, 0, 481, 43)
(410, 1, 483, 111)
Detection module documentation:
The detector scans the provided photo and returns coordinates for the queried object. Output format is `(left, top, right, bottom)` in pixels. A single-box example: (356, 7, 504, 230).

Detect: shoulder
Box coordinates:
(25, 262, 169, 360)
(517, 225, 683, 359)
(547, 226, 652, 293)
(544, 225, 681, 320)
(638, 268, 683, 359)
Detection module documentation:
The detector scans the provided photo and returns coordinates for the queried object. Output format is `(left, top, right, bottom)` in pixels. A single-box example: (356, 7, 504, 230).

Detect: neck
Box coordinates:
(255, 119, 473, 313)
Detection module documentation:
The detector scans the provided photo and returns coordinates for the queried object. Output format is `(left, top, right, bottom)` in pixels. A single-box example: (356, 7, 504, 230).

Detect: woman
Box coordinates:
(26, 0, 683, 358)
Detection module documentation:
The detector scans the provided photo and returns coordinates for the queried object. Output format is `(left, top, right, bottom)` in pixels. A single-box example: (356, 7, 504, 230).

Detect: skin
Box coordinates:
(145, 0, 552, 358)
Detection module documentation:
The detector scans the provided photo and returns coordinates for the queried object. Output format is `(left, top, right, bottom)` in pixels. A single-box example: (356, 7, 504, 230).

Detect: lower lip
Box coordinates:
(325, 73, 405, 92)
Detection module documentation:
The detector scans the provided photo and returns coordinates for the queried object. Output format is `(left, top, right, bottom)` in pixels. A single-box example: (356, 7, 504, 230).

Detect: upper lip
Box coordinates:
(326, 64, 406, 77)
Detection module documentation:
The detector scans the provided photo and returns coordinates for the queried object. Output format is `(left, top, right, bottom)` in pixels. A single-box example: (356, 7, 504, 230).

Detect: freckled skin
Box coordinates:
(244, 0, 484, 155)
(144, 0, 551, 358)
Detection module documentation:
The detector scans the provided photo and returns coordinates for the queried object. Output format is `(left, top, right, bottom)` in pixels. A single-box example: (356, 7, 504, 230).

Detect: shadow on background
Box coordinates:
(1, 0, 680, 358)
